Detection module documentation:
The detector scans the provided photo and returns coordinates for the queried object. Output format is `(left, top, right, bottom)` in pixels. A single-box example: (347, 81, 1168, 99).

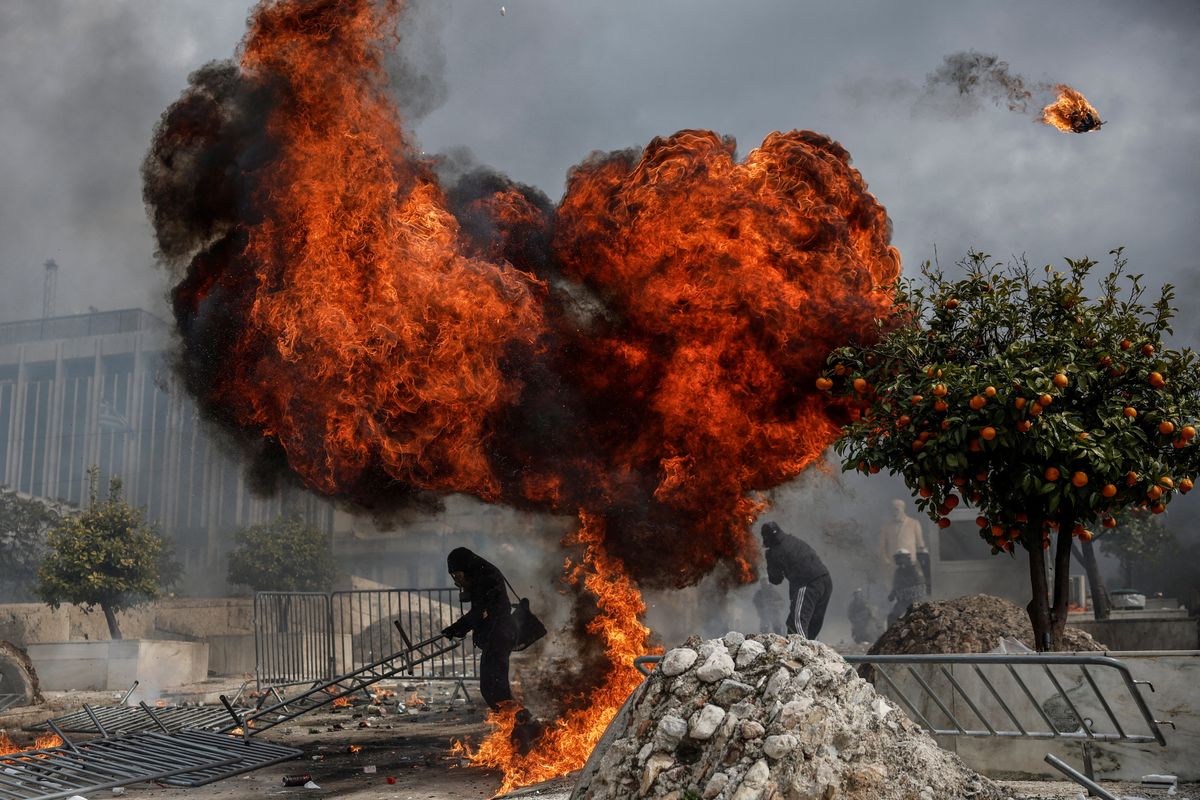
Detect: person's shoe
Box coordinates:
(510, 707, 543, 756)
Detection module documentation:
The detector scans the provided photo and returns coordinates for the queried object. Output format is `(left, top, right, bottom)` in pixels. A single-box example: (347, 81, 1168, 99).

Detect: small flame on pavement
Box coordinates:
(332, 696, 352, 708)
(405, 691, 425, 707)
(0, 733, 65, 756)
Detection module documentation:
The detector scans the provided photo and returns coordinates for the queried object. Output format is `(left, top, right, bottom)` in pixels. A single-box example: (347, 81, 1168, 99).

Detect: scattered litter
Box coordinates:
(111, 789, 125, 796)
(500, 6, 506, 15)
(1143, 775, 1179, 788)
(304, 780, 320, 789)
(386, 776, 397, 784)
(363, 765, 376, 774)
(281, 773, 312, 787)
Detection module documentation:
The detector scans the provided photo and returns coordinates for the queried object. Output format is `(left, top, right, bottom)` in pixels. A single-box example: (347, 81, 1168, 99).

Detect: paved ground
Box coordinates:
(1, 679, 1194, 800)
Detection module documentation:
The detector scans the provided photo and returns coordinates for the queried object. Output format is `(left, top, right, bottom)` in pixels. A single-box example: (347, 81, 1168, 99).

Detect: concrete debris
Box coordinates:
(572, 633, 1003, 800)
(869, 594, 1105, 657)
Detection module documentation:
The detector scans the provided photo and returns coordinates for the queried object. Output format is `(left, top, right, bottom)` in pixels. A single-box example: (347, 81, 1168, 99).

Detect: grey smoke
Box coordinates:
(922, 50, 1042, 114)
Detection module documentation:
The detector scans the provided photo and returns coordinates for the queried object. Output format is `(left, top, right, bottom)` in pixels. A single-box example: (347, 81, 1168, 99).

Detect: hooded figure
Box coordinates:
(442, 547, 516, 710)
(761, 521, 832, 639)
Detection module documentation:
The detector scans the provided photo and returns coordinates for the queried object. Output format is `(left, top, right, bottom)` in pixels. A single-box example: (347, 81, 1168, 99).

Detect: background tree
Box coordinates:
(827, 251, 1200, 650)
(226, 515, 336, 593)
(0, 487, 60, 601)
(1097, 507, 1176, 592)
(35, 470, 174, 639)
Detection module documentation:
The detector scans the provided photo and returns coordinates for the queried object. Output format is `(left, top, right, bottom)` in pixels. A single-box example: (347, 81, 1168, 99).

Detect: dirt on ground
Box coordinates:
(869, 594, 1106, 657)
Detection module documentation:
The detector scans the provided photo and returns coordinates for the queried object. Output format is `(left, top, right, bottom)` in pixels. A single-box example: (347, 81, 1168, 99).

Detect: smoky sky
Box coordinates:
(2, 0, 1198, 558)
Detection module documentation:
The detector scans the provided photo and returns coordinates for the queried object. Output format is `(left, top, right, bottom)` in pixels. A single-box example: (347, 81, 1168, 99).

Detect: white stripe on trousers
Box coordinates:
(789, 584, 808, 638)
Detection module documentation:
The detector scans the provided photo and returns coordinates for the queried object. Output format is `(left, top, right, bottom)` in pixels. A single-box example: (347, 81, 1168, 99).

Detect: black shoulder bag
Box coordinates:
(500, 573, 547, 652)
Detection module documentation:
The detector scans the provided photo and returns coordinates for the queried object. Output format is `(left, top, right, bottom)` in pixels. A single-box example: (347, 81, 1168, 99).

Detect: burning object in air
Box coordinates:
(1040, 84, 1104, 133)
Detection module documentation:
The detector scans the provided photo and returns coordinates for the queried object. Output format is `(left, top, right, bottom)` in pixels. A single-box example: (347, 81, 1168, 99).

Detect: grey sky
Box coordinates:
(2, 0, 1198, 348)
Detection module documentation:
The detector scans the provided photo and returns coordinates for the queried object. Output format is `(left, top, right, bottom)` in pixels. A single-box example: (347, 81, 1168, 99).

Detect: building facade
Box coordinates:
(0, 309, 333, 593)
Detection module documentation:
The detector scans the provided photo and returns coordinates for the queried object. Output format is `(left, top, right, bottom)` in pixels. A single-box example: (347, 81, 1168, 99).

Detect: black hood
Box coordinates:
(760, 521, 783, 548)
(447, 547, 483, 574)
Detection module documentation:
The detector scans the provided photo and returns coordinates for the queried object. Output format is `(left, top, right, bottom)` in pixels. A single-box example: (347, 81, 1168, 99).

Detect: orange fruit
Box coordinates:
(1016, 420, 1032, 432)
(1077, 432, 1089, 441)
(968, 439, 982, 453)
(940, 419, 951, 430)
(1181, 425, 1196, 441)
(991, 524, 1005, 538)
(1071, 471, 1088, 487)
(1102, 515, 1117, 529)
(869, 465, 880, 474)
(1044, 466, 1061, 481)
(1072, 523, 1086, 536)
(945, 298, 960, 309)
(898, 415, 911, 427)
(815, 377, 833, 391)
(1099, 355, 1113, 366)
(911, 394, 924, 405)
(944, 494, 960, 510)
(934, 399, 949, 412)
(918, 486, 933, 498)
(1101, 484, 1117, 498)
(1159, 476, 1174, 489)
(984, 386, 997, 397)
(975, 471, 988, 481)
(1148, 371, 1165, 388)
(1150, 502, 1166, 514)
(1123, 406, 1137, 418)
(1038, 393, 1053, 407)
(834, 364, 847, 375)
(1120, 339, 1132, 351)
(1141, 343, 1155, 356)
(1146, 486, 1163, 501)
(1125, 470, 1139, 486)
(937, 517, 952, 528)
(1180, 478, 1194, 494)
(853, 377, 868, 393)
(976, 516, 989, 528)
(1014, 397, 1027, 410)
(969, 395, 986, 410)
(1029, 404, 1044, 417)
(1078, 529, 1094, 542)
(1159, 421, 1176, 435)
(981, 426, 997, 441)
(1053, 373, 1069, 388)
(932, 383, 948, 397)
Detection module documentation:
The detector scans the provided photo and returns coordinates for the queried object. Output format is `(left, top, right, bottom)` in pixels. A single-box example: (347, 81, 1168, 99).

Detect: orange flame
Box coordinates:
(0, 732, 63, 756)
(348, 744, 363, 754)
(1041, 84, 1103, 133)
(332, 696, 352, 708)
(404, 691, 424, 707)
(456, 514, 658, 793)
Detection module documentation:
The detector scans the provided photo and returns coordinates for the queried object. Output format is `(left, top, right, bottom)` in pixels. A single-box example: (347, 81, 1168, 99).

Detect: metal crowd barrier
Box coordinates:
(635, 651, 1171, 800)
(254, 588, 477, 690)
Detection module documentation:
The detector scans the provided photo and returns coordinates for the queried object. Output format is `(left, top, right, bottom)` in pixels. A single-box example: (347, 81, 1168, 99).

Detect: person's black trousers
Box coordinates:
(786, 573, 833, 639)
(478, 627, 515, 711)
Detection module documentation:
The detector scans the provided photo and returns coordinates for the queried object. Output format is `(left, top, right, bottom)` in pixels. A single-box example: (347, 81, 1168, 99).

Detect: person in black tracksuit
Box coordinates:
(441, 547, 517, 711)
(760, 521, 833, 639)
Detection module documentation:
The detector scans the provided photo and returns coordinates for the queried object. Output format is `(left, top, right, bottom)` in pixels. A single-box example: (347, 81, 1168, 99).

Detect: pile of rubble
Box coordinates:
(869, 595, 1105, 656)
(572, 633, 1003, 800)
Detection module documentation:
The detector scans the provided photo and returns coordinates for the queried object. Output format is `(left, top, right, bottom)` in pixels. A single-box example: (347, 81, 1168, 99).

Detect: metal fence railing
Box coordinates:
(331, 589, 477, 681)
(253, 592, 333, 689)
(254, 589, 477, 690)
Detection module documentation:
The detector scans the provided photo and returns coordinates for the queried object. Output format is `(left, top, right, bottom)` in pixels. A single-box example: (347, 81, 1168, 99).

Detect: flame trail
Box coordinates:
(1040, 83, 1104, 133)
(142, 0, 899, 788)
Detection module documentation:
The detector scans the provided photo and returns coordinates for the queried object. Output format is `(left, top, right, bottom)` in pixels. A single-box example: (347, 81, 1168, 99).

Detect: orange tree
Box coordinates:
(824, 250, 1200, 650)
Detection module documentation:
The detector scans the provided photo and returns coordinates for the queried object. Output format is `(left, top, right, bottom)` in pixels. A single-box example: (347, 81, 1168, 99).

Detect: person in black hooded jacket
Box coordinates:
(760, 521, 833, 639)
(442, 547, 516, 711)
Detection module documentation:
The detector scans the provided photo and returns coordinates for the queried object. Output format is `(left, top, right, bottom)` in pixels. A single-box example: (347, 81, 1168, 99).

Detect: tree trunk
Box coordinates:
(1049, 528, 1073, 649)
(1079, 538, 1111, 620)
(1027, 542, 1052, 652)
(101, 603, 122, 640)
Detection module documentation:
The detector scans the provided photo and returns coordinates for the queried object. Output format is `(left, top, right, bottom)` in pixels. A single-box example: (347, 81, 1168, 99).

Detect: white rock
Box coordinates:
(688, 704, 726, 740)
(732, 758, 771, 800)
(713, 678, 754, 706)
(639, 753, 674, 796)
(763, 666, 791, 701)
(871, 697, 893, 718)
(763, 733, 799, 760)
(735, 638, 765, 668)
(696, 650, 736, 683)
(778, 697, 813, 729)
(740, 719, 766, 739)
(792, 667, 812, 691)
(724, 631, 746, 648)
(703, 771, 730, 799)
(653, 715, 688, 750)
(660, 647, 699, 677)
